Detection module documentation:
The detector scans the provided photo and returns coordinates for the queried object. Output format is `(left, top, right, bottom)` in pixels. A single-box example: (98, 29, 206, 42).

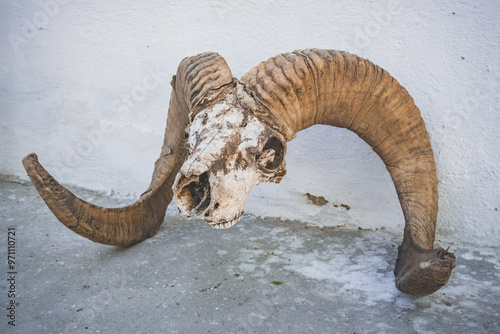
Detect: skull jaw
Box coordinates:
(205, 211, 244, 229)
(175, 196, 245, 230)
(174, 172, 252, 230)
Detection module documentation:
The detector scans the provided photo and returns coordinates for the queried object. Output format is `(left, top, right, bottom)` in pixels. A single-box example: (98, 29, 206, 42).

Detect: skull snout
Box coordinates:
(175, 172, 213, 216)
(174, 169, 246, 229)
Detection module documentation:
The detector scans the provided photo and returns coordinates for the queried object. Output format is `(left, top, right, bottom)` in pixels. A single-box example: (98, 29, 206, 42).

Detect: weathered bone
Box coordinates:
(22, 49, 455, 297)
(173, 93, 286, 229)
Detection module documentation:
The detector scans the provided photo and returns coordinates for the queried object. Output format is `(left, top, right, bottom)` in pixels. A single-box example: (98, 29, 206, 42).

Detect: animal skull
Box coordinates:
(22, 49, 455, 297)
(174, 93, 286, 228)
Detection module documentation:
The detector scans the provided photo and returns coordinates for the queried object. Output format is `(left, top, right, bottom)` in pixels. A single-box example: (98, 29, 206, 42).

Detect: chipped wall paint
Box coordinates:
(1, 0, 498, 246)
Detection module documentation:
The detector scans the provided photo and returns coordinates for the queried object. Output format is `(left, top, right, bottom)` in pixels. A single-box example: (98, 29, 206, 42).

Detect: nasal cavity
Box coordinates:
(178, 172, 211, 214)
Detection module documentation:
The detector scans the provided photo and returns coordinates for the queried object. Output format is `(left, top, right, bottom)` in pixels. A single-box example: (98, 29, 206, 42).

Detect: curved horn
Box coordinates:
(237, 49, 455, 296)
(23, 52, 234, 246)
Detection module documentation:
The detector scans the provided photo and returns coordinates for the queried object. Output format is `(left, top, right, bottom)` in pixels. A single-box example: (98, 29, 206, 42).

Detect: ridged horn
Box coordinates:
(237, 49, 455, 296)
(23, 52, 234, 246)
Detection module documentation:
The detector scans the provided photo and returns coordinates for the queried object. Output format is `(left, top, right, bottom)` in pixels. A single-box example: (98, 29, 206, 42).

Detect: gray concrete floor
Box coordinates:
(0, 179, 499, 334)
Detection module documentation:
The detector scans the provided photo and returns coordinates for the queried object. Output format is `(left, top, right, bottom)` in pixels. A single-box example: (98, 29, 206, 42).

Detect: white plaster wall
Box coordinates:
(1, 0, 498, 246)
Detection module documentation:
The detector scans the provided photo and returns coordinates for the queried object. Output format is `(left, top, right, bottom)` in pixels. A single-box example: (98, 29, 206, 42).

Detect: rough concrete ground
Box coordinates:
(0, 179, 499, 334)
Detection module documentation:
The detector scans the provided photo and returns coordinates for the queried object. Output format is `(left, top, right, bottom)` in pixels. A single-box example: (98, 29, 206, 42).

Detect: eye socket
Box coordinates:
(257, 137, 285, 170)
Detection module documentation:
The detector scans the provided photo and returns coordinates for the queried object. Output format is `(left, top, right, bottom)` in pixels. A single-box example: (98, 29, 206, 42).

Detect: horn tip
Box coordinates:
(394, 244, 456, 297)
(22, 153, 39, 170)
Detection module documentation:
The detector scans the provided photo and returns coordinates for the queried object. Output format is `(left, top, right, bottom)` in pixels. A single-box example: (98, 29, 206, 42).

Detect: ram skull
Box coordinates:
(23, 49, 455, 297)
(174, 93, 286, 228)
